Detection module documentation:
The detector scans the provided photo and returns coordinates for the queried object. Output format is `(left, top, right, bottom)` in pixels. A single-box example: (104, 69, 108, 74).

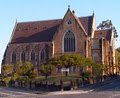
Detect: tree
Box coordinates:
(3, 77, 11, 87)
(11, 73, 19, 81)
(48, 53, 102, 76)
(29, 69, 38, 80)
(80, 71, 92, 81)
(1, 64, 14, 86)
(97, 19, 118, 38)
(12, 62, 38, 82)
(40, 64, 55, 79)
(48, 53, 84, 76)
(2, 64, 13, 77)
(49, 53, 84, 67)
(15, 62, 33, 76)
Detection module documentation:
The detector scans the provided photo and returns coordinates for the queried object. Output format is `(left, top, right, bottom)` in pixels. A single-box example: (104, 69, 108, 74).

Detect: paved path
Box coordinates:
(0, 76, 120, 98)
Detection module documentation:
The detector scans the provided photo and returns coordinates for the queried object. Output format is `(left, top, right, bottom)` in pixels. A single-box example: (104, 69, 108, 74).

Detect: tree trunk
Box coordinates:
(65, 72, 68, 77)
(45, 76, 48, 79)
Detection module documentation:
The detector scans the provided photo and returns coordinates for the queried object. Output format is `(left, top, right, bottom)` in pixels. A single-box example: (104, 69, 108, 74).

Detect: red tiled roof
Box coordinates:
(79, 16, 92, 36)
(10, 19, 62, 44)
(94, 29, 112, 41)
(10, 16, 93, 44)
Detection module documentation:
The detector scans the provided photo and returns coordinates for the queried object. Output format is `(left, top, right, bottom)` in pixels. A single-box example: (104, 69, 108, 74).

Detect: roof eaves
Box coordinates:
(9, 21, 18, 44)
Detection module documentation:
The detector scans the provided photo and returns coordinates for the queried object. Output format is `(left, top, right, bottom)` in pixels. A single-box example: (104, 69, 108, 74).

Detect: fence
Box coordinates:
(0, 75, 117, 91)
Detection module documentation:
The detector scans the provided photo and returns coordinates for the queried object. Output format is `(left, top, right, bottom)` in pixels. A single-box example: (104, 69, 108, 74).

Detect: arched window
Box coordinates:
(64, 30, 75, 52)
(12, 52, 16, 63)
(66, 20, 72, 25)
(40, 50, 45, 60)
(31, 50, 35, 61)
(21, 51, 25, 62)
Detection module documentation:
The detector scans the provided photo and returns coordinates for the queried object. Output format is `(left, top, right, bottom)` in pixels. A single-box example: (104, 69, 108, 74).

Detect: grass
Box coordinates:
(34, 91, 49, 94)
(35, 74, 81, 84)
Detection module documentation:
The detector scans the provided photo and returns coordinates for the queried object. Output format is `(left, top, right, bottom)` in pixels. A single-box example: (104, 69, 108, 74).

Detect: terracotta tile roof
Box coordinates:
(10, 16, 93, 44)
(94, 29, 112, 41)
(11, 19, 62, 44)
(79, 16, 92, 36)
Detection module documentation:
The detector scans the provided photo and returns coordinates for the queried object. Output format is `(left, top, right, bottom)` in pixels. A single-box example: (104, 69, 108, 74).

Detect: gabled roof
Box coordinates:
(10, 16, 93, 44)
(94, 29, 112, 41)
(79, 16, 92, 36)
(10, 19, 62, 44)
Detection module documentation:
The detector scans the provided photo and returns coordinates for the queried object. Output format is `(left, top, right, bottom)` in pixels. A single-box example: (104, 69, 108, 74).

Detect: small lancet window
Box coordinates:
(31, 50, 35, 62)
(40, 50, 45, 60)
(66, 20, 72, 25)
(21, 51, 25, 62)
(12, 52, 16, 63)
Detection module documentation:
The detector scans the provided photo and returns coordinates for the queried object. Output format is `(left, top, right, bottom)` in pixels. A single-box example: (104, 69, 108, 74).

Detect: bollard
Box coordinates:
(31, 82, 35, 89)
(70, 80, 74, 90)
(102, 76, 104, 82)
(89, 77, 94, 84)
(76, 79, 80, 88)
(15, 81, 19, 87)
(60, 80, 63, 91)
(26, 83, 30, 89)
(46, 81, 49, 90)
(53, 82, 56, 91)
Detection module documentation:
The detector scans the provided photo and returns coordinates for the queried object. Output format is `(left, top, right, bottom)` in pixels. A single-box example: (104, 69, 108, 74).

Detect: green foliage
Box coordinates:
(48, 53, 102, 69)
(29, 69, 38, 79)
(117, 48, 120, 53)
(18, 76, 29, 83)
(3, 77, 11, 84)
(11, 73, 18, 81)
(80, 71, 92, 80)
(97, 20, 112, 29)
(0, 76, 2, 81)
(15, 62, 33, 76)
(47, 53, 102, 77)
(1, 62, 38, 84)
(40, 64, 55, 79)
(12, 62, 38, 82)
(2, 64, 13, 77)
(48, 53, 85, 68)
(97, 19, 118, 38)
(92, 63, 103, 78)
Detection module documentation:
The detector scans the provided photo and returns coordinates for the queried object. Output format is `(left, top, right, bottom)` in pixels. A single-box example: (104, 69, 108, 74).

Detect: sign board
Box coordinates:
(61, 68, 69, 72)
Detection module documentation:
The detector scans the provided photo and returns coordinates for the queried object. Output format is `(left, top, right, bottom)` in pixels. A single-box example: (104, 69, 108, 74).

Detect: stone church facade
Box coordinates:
(2, 8, 118, 75)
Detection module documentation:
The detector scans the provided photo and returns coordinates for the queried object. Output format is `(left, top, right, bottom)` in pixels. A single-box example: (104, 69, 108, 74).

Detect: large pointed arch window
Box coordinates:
(64, 30, 75, 52)
(12, 52, 16, 63)
(31, 50, 35, 62)
(21, 51, 25, 62)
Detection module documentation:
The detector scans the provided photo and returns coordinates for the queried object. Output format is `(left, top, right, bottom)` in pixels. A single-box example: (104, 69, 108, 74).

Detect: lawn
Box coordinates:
(35, 74, 81, 84)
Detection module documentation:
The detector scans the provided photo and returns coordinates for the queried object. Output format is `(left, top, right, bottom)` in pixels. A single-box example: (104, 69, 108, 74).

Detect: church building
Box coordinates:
(2, 8, 118, 75)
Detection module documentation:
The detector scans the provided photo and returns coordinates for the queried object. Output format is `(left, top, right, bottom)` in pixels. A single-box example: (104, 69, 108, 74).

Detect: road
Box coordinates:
(0, 76, 120, 98)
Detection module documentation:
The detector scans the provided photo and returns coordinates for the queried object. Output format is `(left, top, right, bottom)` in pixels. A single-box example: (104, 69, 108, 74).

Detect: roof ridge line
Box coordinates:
(78, 15, 92, 18)
(18, 18, 62, 24)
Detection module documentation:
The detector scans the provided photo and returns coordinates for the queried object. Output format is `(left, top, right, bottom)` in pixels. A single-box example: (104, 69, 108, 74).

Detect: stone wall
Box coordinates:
(53, 9, 87, 57)
(3, 42, 53, 71)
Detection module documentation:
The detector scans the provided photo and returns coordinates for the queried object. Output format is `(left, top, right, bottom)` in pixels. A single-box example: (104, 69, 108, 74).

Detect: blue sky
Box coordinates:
(0, 0, 120, 72)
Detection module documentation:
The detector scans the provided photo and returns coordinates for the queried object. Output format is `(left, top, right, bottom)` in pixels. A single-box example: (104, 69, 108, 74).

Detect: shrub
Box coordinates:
(3, 77, 11, 84)
(1, 64, 13, 77)
(40, 64, 55, 79)
(80, 71, 92, 80)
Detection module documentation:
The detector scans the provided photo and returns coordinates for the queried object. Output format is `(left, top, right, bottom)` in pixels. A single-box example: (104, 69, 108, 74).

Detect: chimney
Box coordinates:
(72, 10, 75, 15)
